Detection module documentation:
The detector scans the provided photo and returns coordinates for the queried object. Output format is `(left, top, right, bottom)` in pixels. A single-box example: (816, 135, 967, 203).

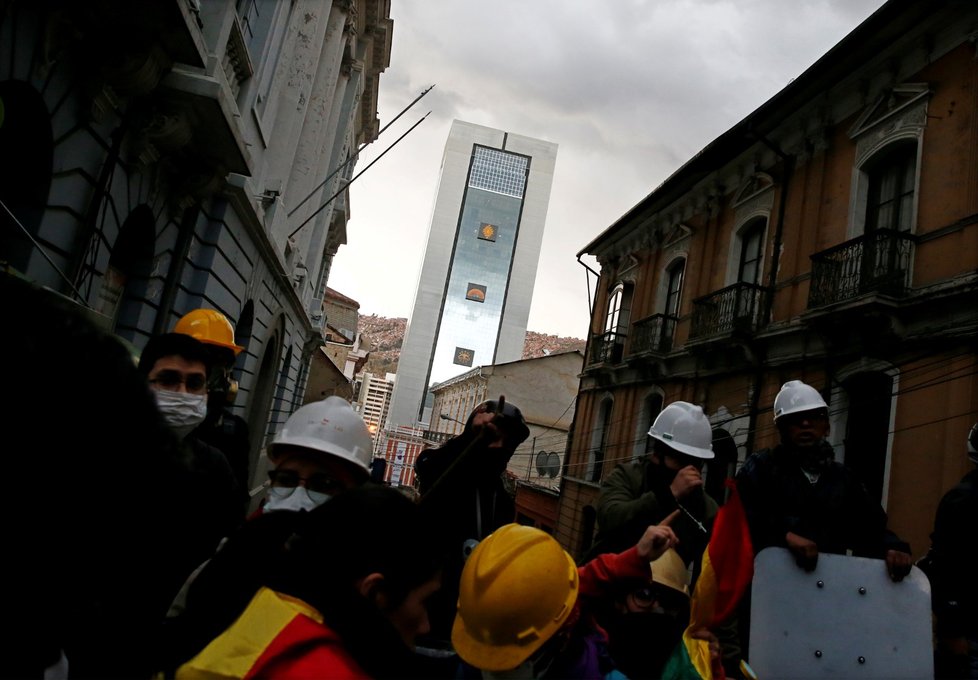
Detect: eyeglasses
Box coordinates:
(149, 369, 208, 394)
(267, 469, 344, 496)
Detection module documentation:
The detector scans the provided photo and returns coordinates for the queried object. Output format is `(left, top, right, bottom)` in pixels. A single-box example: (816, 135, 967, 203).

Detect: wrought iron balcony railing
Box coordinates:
(422, 430, 452, 444)
(689, 281, 770, 340)
(630, 314, 678, 355)
(589, 331, 626, 365)
(808, 229, 915, 308)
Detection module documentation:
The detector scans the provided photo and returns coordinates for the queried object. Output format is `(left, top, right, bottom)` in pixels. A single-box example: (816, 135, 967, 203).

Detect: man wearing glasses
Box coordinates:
(260, 396, 373, 514)
(138, 333, 243, 565)
(736, 380, 912, 581)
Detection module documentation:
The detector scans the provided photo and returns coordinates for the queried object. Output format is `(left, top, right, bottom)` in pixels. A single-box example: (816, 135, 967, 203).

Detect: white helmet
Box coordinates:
(773, 380, 828, 422)
(648, 402, 714, 459)
(268, 396, 372, 476)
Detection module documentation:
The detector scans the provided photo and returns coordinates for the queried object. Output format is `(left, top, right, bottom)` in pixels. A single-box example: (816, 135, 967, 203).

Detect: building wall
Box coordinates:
(0, 0, 391, 496)
(388, 120, 558, 429)
(560, 3, 978, 560)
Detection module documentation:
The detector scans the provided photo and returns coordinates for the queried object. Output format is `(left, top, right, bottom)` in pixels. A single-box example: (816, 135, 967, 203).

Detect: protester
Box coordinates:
(177, 486, 441, 679)
(173, 308, 251, 501)
(452, 520, 679, 679)
(594, 547, 720, 679)
(0, 274, 196, 678)
(159, 396, 373, 672)
(415, 397, 531, 656)
(138, 332, 244, 561)
(926, 422, 978, 679)
(589, 401, 718, 572)
(736, 380, 912, 580)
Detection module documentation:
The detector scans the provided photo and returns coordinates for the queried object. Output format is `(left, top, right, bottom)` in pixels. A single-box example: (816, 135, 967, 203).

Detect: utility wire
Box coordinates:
(287, 111, 431, 240)
(287, 85, 434, 218)
(0, 198, 90, 306)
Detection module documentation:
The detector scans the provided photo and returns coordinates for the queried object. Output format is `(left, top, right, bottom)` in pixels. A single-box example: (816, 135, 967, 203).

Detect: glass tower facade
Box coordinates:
(388, 121, 557, 430)
(427, 146, 530, 384)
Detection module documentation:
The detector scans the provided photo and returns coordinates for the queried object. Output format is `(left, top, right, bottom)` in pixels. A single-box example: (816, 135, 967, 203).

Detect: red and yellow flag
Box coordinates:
(663, 480, 754, 680)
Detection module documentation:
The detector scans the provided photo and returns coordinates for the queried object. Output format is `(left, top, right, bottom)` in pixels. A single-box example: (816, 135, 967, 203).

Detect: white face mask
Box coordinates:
(154, 389, 208, 440)
(263, 485, 330, 513)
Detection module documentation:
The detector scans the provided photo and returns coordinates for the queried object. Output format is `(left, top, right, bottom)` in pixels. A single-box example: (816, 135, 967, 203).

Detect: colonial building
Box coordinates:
(0, 0, 392, 498)
(557, 0, 978, 561)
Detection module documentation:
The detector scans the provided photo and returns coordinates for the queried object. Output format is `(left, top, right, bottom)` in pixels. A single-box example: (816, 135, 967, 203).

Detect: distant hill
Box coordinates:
(357, 313, 585, 376)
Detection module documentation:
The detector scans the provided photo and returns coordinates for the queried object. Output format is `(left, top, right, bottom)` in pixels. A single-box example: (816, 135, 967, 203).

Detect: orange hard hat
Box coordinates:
(173, 309, 245, 355)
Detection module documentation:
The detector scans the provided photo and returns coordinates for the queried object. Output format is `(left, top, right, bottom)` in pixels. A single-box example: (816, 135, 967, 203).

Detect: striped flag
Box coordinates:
(663, 480, 754, 680)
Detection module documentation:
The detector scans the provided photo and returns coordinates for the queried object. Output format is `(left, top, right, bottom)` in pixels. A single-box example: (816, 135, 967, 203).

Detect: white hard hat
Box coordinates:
(648, 401, 714, 459)
(268, 396, 372, 476)
(773, 380, 828, 422)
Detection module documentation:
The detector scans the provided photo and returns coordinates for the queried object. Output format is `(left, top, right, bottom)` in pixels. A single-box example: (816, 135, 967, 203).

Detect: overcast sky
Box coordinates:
(328, 0, 889, 339)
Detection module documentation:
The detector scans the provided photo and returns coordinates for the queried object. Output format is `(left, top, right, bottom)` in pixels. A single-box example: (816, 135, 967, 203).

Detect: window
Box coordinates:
(634, 391, 664, 459)
(738, 220, 765, 285)
(587, 397, 613, 482)
(866, 142, 916, 233)
(605, 285, 623, 334)
(842, 371, 894, 506)
(665, 260, 685, 318)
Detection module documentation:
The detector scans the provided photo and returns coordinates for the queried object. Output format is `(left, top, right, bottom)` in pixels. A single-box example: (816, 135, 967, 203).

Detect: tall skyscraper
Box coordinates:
(388, 120, 557, 429)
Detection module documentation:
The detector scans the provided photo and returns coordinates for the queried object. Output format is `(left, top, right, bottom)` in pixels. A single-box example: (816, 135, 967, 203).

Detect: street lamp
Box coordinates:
(439, 413, 465, 425)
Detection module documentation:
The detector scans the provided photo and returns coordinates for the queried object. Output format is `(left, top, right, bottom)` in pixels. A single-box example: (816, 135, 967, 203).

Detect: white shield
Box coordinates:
(749, 547, 933, 679)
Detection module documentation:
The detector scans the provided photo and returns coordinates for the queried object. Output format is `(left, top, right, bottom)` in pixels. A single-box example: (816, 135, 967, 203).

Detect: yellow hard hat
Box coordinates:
(650, 548, 690, 598)
(452, 524, 579, 672)
(173, 309, 244, 355)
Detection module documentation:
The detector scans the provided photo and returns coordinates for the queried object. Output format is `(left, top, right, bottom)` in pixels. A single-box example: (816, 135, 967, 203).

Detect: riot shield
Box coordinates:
(749, 547, 932, 678)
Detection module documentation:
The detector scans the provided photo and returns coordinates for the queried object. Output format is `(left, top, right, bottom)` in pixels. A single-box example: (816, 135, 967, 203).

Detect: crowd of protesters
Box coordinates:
(6, 274, 974, 680)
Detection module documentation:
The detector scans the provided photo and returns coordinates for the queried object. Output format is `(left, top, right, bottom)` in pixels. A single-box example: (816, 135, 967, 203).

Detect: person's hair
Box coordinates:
(274, 485, 440, 612)
(138, 332, 212, 376)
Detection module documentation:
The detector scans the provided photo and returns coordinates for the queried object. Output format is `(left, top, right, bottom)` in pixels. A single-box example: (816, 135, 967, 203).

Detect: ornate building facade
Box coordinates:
(558, 0, 978, 561)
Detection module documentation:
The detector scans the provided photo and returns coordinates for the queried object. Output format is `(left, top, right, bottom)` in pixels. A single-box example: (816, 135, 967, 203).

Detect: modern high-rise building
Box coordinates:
(387, 120, 558, 429)
(355, 371, 395, 452)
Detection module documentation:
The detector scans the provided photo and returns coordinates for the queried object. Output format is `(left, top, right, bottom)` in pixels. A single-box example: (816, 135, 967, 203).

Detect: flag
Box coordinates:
(663, 480, 755, 680)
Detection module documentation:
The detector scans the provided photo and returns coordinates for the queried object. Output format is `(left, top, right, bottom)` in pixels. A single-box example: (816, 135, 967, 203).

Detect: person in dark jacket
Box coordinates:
(173, 308, 252, 507)
(415, 397, 531, 657)
(138, 333, 244, 571)
(0, 274, 198, 679)
(928, 422, 978, 679)
(589, 401, 718, 571)
(736, 380, 912, 579)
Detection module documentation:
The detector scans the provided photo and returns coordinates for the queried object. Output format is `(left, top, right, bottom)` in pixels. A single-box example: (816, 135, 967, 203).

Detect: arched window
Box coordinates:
(97, 205, 155, 336)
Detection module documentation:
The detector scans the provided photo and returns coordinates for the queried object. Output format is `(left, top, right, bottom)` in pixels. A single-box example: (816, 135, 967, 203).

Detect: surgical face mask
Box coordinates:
(263, 485, 330, 513)
(154, 389, 208, 440)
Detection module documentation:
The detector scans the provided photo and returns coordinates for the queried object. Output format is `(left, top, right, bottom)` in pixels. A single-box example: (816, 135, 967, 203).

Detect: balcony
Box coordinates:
(589, 331, 626, 365)
(690, 282, 769, 340)
(630, 314, 677, 355)
(808, 229, 915, 308)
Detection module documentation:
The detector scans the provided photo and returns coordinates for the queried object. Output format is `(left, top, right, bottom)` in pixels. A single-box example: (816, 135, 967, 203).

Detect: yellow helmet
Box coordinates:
(650, 548, 690, 598)
(173, 309, 244, 356)
(452, 524, 579, 672)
